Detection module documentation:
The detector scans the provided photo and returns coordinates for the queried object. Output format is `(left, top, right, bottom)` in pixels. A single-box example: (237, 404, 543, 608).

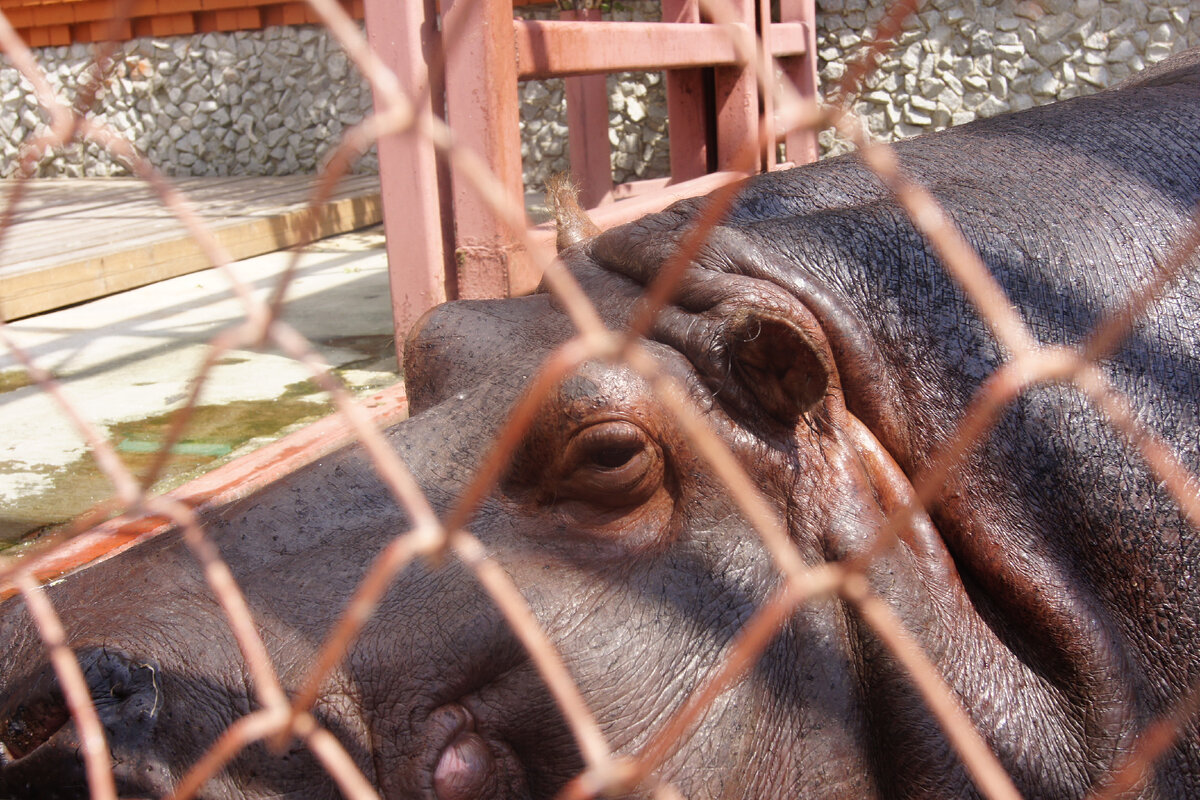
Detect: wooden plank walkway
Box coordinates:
(0, 173, 383, 320)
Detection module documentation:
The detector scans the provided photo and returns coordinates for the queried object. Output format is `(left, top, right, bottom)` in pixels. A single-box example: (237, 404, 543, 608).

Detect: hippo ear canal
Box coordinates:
(727, 312, 831, 422)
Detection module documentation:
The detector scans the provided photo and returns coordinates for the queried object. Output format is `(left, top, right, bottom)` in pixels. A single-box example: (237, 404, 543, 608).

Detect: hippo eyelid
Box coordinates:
(555, 420, 664, 507)
(563, 421, 646, 469)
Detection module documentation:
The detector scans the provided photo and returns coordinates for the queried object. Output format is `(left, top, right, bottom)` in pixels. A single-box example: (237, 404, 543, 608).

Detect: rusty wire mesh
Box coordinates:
(1, 0, 1199, 798)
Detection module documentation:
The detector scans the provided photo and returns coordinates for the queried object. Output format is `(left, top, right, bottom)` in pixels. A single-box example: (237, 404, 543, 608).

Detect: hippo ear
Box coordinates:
(546, 173, 600, 251)
(726, 312, 831, 422)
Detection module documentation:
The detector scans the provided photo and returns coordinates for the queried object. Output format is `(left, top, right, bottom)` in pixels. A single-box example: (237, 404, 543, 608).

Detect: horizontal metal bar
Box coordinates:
(612, 175, 674, 201)
(522, 171, 749, 291)
(514, 20, 752, 80)
(769, 22, 810, 57)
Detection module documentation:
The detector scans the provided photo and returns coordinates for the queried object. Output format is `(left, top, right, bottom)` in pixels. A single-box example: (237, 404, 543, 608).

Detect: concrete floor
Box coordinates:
(0, 225, 398, 546)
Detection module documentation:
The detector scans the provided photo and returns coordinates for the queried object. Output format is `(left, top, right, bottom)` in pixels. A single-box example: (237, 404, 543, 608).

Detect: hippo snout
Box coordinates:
(0, 648, 163, 798)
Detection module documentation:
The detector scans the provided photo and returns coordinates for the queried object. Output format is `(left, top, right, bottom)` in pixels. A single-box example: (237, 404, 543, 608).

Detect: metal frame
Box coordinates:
(364, 0, 820, 342)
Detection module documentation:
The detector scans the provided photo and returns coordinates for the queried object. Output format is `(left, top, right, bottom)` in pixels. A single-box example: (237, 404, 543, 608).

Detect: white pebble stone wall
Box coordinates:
(1, 2, 1196, 181)
(816, 0, 1199, 156)
(0, 26, 377, 178)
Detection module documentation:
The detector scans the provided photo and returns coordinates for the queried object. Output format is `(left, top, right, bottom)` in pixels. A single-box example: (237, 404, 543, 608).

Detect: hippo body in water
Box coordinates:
(2, 51, 1200, 799)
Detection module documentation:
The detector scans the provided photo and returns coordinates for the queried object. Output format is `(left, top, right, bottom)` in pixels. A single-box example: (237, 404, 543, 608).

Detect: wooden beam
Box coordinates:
(713, 0, 758, 171)
(0, 182, 383, 321)
(779, 0, 819, 164)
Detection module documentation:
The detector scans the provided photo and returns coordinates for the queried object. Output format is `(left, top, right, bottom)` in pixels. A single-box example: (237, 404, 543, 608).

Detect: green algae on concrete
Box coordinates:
(0, 396, 335, 547)
(280, 378, 324, 399)
(0, 369, 33, 394)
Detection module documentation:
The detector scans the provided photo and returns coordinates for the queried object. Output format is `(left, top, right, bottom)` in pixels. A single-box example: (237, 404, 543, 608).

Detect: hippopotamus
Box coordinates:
(3, 50, 1200, 799)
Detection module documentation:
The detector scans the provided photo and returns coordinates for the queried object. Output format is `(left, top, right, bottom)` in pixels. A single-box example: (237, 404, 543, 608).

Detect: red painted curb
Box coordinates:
(0, 383, 409, 600)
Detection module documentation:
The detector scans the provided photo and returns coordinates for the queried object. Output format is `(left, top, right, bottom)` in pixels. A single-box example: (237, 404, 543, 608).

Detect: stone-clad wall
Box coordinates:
(0, 11, 666, 183)
(1, 2, 1197, 181)
(0, 27, 377, 177)
(816, 0, 1198, 156)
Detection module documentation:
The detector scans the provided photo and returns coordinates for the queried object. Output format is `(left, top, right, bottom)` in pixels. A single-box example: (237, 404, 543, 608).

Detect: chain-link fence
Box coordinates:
(1, 0, 1199, 798)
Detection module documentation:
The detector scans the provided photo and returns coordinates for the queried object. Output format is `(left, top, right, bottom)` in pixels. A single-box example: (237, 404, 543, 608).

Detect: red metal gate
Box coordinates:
(362, 0, 819, 343)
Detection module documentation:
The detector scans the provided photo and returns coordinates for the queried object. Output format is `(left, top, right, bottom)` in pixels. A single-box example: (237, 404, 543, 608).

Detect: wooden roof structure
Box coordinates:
(1, 0, 362, 48)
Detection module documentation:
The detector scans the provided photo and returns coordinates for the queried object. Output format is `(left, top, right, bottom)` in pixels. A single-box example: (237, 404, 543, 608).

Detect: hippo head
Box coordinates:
(0, 217, 1001, 799)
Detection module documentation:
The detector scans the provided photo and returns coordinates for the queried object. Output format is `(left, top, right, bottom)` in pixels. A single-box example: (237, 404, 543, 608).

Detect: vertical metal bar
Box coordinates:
(758, 0, 777, 169)
(713, 0, 758, 172)
(561, 7, 614, 209)
(781, 0, 819, 164)
(442, 0, 530, 298)
(662, 0, 708, 181)
(363, 0, 452, 349)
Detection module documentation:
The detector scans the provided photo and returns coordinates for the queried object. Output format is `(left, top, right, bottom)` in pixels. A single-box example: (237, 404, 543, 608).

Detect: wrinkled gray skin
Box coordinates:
(3, 52, 1200, 799)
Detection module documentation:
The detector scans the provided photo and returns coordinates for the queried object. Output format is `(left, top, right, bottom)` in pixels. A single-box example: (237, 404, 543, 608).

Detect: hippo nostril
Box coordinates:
(0, 691, 70, 761)
(80, 649, 161, 754)
(0, 648, 160, 766)
(427, 703, 498, 800)
(434, 732, 494, 800)
(0, 658, 73, 764)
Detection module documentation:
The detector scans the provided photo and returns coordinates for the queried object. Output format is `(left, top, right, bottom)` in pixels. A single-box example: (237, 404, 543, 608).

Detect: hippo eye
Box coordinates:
(557, 420, 662, 507)
(589, 441, 641, 469)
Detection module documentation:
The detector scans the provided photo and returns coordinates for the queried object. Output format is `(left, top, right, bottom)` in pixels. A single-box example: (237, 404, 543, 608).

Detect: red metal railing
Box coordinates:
(367, 0, 819, 341)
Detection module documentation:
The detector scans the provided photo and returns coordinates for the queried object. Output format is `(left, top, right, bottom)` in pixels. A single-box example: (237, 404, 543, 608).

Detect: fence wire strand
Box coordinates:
(1, 1, 1199, 799)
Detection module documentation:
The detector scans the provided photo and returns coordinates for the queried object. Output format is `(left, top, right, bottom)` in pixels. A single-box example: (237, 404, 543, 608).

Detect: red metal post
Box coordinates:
(713, 0, 759, 172)
(661, 0, 708, 181)
(781, 0, 819, 164)
(560, 8, 613, 209)
(442, 0, 531, 298)
(362, 0, 453, 349)
(758, 0, 778, 169)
